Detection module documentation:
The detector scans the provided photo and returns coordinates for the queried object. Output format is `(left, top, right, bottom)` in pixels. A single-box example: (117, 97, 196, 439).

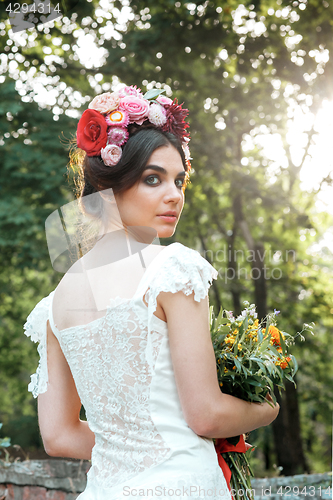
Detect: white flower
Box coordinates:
(226, 311, 235, 321)
(249, 309, 257, 318)
(148, 103, 167, 127)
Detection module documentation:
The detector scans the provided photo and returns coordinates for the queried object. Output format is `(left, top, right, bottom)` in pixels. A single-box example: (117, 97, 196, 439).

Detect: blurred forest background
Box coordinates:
(0, 0, 332, 477)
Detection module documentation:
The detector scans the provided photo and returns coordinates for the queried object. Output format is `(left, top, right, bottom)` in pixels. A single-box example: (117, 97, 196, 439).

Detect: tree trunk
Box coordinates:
(237, 222, 267, 321)
(228, 223, 242, 316)
(252, 242, 268, 322)
(272, 382, 309, 475)
(234, 193, 307, 473)
(211, 211, 242, 315)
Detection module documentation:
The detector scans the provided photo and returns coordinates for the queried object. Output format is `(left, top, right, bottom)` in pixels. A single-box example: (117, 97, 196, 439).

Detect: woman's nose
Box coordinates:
(164, 182, 182, 202)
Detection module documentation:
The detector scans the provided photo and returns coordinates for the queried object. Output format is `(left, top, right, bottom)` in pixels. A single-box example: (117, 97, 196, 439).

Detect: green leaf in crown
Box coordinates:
(144, 88, 167, 100)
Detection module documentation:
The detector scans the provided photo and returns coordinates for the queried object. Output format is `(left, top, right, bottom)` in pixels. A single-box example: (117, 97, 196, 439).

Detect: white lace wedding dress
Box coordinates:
(24, 242, 231, 500)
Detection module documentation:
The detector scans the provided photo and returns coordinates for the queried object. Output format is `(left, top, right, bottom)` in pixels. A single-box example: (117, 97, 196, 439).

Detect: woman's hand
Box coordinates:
(261, 393, 280, 422)
(265, 392, 279, 409)
(255, 394, 280, 425)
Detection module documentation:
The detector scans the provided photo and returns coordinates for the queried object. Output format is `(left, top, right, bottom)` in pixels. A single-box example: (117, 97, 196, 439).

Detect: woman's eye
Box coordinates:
(145, 175, 160, 185)
(175, 178, 185, 188)
(144, 175, 185, 188)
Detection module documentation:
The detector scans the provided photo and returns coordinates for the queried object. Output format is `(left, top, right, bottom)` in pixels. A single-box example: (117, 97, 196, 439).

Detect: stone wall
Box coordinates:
(0, 460, 90, 500)
(0, 460, 331, 499)
(250, 472, 331, 500)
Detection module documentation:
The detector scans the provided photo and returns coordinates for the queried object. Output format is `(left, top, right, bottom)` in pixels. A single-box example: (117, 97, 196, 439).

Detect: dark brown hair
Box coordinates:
(75, 126, 190, 201)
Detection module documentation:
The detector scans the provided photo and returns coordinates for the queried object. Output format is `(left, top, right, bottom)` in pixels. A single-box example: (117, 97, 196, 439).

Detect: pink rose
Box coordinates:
(119, 96, 150, 125)
(88, 92, 120, 114)
(157, 95, 174, 106)
(101, 144, 122, 166)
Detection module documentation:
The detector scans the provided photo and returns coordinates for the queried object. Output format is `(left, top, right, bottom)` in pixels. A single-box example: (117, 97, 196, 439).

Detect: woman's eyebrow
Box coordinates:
(143, 165, 185, 177)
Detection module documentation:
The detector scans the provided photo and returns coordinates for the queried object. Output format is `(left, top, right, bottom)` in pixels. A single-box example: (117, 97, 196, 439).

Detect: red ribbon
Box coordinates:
(214, 435, 252, 494)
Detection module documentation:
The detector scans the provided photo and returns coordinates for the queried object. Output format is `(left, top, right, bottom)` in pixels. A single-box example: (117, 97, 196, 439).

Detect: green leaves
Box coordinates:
(0, 79, 75, 268)
(279, 329, 287, 356)
(259, 336, 271, 353)
(219, 325, 231, 334)
(210, 306, 230, 338)
(143, 88, 166, 100)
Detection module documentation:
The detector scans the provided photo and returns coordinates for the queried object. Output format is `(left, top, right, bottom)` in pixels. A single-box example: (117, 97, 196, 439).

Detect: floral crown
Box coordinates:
(76, 85, 191, 169)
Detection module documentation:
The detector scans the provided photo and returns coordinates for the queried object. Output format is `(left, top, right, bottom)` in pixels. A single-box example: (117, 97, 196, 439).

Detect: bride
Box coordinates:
(24, 85, 279, 500)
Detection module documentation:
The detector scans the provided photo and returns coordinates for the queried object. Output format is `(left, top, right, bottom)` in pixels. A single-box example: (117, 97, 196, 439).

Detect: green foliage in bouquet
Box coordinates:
(210, 301, 313, 405)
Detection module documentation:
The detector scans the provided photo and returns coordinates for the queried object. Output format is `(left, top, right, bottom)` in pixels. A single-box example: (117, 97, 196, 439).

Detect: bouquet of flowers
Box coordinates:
(210, 301, 312, 500)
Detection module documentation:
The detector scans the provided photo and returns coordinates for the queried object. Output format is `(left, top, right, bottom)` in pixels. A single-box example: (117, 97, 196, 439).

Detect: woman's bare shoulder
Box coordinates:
(56, 257, 89, 293)
(52, 244, 169, 330)
(52, 258, 97, 331)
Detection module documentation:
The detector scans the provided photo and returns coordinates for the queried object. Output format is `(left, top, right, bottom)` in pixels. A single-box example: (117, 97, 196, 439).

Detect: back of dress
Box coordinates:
(24, 242, 231, 500)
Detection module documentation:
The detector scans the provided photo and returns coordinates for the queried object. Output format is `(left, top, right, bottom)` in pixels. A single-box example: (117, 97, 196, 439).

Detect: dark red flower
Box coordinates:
(77, 109, 108, 156)
(161, 99, 190, 141)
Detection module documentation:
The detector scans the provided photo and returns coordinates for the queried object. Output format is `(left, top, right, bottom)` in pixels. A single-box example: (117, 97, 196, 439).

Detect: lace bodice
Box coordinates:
(24, 242, 229, 498)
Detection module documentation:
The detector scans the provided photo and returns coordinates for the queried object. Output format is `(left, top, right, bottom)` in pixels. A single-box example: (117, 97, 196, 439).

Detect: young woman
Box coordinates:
(24, 85, 279, 500)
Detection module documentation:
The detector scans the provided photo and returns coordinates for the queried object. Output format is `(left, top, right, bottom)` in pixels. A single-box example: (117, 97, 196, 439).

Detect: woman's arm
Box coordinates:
(158, 290, 279, 439)
(37, 320, 95, 459)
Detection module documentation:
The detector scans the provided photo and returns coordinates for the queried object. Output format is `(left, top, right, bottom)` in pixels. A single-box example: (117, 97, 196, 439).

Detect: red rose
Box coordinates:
(77, 109, 108, 156)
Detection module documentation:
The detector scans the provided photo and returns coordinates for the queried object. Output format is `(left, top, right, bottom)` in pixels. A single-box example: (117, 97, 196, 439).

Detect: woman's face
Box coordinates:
(114, 144, 186, 238)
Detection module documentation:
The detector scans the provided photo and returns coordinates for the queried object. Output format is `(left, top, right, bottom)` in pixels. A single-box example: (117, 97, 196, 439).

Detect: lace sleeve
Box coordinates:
(23, 291, 55, 398)
(143, 243, 218, 370)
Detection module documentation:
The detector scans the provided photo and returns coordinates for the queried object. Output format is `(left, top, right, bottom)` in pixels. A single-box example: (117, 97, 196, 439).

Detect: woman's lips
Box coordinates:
(157, 215, 177, 222)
